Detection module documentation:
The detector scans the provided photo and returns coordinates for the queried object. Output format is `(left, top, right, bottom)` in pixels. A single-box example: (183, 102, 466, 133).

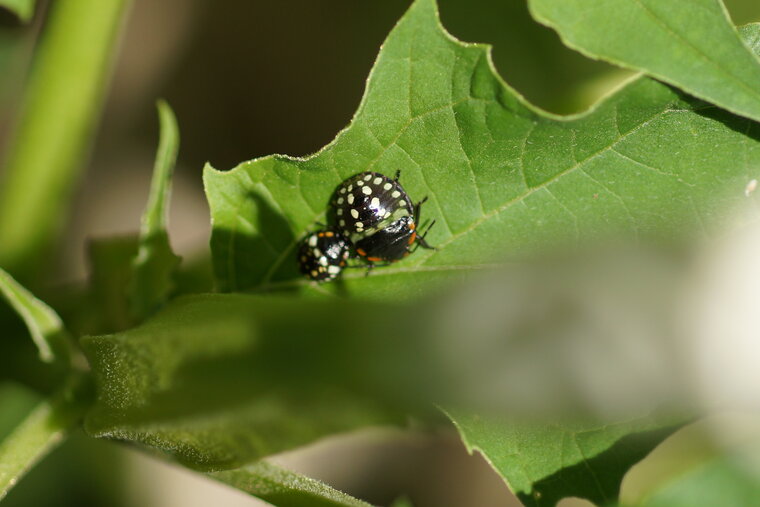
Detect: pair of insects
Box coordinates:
(298, 170, 434, 282)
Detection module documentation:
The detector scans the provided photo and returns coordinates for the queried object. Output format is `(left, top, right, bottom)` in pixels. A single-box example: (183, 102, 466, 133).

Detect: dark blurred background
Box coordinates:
(0, 1, 759, 506)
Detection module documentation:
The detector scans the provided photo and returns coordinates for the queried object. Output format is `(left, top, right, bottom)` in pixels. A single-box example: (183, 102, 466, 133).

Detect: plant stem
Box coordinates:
(0, 0, 132, 277)
(0, 373, 91, 501)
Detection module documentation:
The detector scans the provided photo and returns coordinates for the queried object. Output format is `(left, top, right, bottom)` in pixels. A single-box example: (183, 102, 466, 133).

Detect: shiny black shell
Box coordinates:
(354, 215, 418, 262)
(332, 171, 413, 242)
(298, 230, 350, 282)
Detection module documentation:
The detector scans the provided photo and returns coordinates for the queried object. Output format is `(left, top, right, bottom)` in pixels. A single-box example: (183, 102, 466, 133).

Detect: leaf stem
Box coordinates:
(129, 100, 181, 320)
(0, 373, 91, 501)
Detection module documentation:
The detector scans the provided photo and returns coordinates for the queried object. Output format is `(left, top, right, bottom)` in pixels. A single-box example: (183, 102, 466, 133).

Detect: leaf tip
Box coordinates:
(0, 1, 36, 23)
(155, 99, 178, 130)
(0, 266, 69, 364)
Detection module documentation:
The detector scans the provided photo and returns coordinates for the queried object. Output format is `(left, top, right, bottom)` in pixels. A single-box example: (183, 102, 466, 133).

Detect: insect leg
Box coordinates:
(362, 261, 396, 276)
(343, 260, 393, 275)
(413, 196, 429, 222)
(413, 219, 436, 251)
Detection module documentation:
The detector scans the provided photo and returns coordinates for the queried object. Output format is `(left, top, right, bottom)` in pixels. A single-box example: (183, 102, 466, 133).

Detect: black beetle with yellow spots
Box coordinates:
(332, 170, 434, 265)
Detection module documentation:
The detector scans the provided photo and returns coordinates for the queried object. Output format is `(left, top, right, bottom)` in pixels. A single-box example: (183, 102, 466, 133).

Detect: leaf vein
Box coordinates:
(572, 434, 609, 503)
(543, 187, 580, 244)
(579, 168, 640, 239)
(609, 146, 689, 183)
(421, 106, 677, 260)
(395, 141, 455, 235)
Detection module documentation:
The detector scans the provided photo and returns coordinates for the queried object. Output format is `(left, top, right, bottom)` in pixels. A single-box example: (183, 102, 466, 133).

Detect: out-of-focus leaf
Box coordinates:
(81, 271, 694, 502)
(0, 374, 91, 501)
(0, 383, 41, 501)
(742, 23, 760, 53)
(87, 236, 138, 333)
(528, 0, 760, 123)
(209, 461, 370, 507)
(447, 411, 680, 507)
(0, 384, 40, 441)
(622, 416, 760, 507)
(204, 0, 760, 300)
(129, 100, 181, 321)
(86, 238, 210, 335)
(172, 254, 214, 295)
(637, 451, 760, 506)
(0, 0, 35, 22)
(82, 294, 409, 471)
(0, 267, 69, 363)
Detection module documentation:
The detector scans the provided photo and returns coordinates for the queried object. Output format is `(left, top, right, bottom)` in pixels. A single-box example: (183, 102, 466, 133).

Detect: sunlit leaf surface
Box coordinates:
(204, 2, 760, 301)
(529, 0, 760, 123)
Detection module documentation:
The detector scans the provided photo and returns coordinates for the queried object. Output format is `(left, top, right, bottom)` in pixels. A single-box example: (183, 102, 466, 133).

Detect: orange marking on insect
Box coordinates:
(317, 232, 325, 237)
(367, 256, 382, 262)
(325, 231, 334, 237)
(408, 231, 417, 245)
(409, 222, 416, 231)
(356, 248, 367, 257)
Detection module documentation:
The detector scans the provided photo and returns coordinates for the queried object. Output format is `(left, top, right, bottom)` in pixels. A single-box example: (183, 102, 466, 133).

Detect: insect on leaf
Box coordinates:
(204, 0, 760, 301)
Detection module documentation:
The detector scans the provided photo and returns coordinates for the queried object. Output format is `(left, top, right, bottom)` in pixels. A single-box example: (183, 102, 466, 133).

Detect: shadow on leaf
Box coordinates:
(518, 424, 682, 507)
(210, 192, 301, 292)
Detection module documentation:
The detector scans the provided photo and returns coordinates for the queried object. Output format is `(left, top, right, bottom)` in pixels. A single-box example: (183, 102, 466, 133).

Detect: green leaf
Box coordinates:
(129, 100, 181, 321)
(209, 461, 370, 507)
(0, 267, 69, 363)
(637, 449, 760, 507)
(0, 384, 40, 442)
(204, 0, 760, 299)
(82, 294, 407, 471)
(0, 0, 132, 277)
(621, 417, 760, 506)
(0, 383, 42, 501)
(0, 0, 35, 22)
(0, 374, 91, 501)
(528, 0, 760, 124)
(87, 236, 138, 333)
(447, 411, 680, 507)
(741, 22, 760, 54)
